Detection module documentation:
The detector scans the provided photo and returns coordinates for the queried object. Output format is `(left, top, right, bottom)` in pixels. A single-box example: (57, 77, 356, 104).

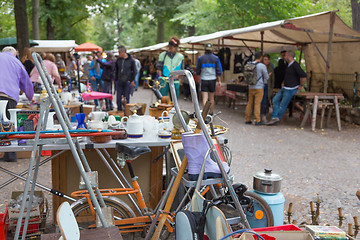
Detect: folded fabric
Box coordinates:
(182, 132, 229, 175)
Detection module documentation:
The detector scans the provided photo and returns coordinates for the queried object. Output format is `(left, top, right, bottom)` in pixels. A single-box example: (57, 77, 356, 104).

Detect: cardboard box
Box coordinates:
(238, 231, 314, 240)
(125, 103, 146, 116)
(8, 191, 44, 220)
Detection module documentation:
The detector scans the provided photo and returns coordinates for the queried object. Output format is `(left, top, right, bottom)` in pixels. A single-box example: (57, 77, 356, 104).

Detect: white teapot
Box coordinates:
(88, 111, 107, 121)
(121, 111, 144, 138)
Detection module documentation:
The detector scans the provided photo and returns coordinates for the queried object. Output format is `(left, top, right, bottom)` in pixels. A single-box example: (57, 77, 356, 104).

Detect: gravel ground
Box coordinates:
(1, 85, 360, 238)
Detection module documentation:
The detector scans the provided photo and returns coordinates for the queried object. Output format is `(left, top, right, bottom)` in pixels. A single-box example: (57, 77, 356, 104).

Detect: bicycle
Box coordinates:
(69, 143, 274, 239)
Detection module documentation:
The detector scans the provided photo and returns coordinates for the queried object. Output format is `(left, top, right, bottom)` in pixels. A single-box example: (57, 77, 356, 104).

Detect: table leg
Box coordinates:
(326, 106, 333, 128)
(334, 96, 341, 131)
(320, 103, 326, 129)
(312, 96, 319, 131)
(300, 102, 311, 128)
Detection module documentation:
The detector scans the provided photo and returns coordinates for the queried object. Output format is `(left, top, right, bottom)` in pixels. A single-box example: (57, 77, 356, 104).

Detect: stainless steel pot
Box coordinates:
(253, 169, 282, 194)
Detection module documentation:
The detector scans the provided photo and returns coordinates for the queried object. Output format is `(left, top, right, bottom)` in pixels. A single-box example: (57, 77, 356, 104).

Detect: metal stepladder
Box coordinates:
(148, 70, 250, 239)
(13, 53, 109, 240)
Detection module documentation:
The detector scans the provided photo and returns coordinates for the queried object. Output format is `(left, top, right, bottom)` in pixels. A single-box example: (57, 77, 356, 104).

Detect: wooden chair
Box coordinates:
(56, 201, 80, 240)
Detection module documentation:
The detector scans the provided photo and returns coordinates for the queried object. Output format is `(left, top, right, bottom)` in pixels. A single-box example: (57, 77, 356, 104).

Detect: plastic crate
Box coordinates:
(0, 205, 8, 240)
(253, 224, 303, 232)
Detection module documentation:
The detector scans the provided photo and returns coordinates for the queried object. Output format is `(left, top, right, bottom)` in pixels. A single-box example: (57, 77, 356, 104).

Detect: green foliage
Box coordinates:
(312, 0, 353, 27)
(0, 0, 16, 38)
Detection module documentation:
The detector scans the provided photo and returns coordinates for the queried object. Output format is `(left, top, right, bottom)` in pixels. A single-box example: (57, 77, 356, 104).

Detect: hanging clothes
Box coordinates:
(233, 53, 243, 73)
(218, 47, 231, 70)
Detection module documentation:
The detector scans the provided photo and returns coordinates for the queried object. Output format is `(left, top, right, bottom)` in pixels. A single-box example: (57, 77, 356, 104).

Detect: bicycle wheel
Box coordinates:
(243, 191, 274, 228)
(71, 196, 136, 240)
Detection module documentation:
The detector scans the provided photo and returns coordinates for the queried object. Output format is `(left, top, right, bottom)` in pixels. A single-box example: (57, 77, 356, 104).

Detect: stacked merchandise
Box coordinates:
(305, 225, 348, 240)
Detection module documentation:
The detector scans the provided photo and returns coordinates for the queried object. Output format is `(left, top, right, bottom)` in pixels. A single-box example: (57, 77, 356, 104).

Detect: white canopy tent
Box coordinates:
(130, 11, 360, 97)
(31, 40, 78, 52)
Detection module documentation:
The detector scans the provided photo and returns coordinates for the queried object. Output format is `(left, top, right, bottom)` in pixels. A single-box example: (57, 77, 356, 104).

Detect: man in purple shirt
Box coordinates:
(0, 46, 34, 162)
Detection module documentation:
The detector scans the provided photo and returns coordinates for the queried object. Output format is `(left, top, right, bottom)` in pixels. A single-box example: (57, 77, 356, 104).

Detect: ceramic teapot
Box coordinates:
(88, 111, 107, 122)
(121, 111, 143, 138)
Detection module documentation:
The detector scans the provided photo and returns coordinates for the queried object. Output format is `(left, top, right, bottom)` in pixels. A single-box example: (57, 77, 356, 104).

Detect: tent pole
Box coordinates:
(192, 44, 195, 64)
(222, 38, 225, 82)
(299, 45, 303, 64)
(260, 31, 264, 54)
(324, 12, 335, 93)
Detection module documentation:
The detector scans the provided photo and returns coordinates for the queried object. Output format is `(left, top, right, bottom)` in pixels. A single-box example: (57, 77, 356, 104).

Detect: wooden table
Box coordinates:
(298, 92, 344, 131)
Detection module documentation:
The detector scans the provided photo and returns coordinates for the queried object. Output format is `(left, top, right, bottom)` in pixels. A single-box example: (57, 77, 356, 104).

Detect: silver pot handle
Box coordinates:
(261, 180, 273, 186)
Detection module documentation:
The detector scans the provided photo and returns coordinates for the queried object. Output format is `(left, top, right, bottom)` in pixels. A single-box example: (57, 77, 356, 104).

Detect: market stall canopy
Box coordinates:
(31, 40, 77, 52)
(75, 42, 102, 52)
(186, 11, 360, 53)
(130, 11, 360, 53)
(0, 37, 39, 50)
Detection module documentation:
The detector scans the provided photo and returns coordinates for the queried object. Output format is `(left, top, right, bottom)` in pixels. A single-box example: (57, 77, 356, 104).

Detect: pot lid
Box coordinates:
(254, 169, 282, 181)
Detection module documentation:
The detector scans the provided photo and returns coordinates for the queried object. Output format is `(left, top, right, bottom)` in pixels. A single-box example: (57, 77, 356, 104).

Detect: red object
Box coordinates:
(253, 224, 303, 232)
(41, 150, 51, 156)
(82, 91, 113, 101)
(10, 217, 40, 235)
(6, 131, 124, 139)
(0, 206, 8, 240)
(75, 42, 103, 52)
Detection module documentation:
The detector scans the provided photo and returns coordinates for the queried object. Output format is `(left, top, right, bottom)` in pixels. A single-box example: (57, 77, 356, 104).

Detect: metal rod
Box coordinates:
(0, 150, 65, 189)
(95, 149, 142, 215)
(260, 31, 264, 54)
(14, 98, 48, 240)
(195, 148, 212, 191)
(324, 12, 336, 93)
(168, 70, 250, 228)
(32, 52, 109, 228)
(0, 166, 76, 201)
(145, 176, 175, 240)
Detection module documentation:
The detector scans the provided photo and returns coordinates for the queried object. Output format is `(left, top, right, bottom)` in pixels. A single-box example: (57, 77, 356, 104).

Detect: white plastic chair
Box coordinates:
(56, 201, 80, 240)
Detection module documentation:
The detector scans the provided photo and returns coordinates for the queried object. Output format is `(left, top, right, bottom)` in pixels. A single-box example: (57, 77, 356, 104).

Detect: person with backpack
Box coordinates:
(244, 52, 269, 125)
(196, 43, 222, 114)
(267, 50, 307, 125)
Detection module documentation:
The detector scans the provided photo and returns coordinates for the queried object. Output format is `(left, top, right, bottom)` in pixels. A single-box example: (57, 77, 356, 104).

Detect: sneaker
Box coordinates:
(245, 121, 252, 125)
(266, 118, 280, 126)
(255, 122, 264, 126)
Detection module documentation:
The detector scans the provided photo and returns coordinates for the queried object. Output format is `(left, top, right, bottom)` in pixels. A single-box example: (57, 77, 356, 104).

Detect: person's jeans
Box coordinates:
(102, 81, 113, 110)
(116, 81, 131, 111)
(134, 72, 140, 90)
(91, 78, 104, 106)
(272, 88, 298, 119)
(245, 89, 264, 122)
(261, 84, 268, 115)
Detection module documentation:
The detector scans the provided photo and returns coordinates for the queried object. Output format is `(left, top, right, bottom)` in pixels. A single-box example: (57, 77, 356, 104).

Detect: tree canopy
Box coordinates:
(0, 0, 357, 50)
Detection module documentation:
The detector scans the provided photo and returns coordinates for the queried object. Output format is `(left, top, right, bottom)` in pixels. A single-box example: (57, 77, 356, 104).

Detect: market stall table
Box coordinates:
(298, 92, 344, 131)
(1, 137, 171, 222)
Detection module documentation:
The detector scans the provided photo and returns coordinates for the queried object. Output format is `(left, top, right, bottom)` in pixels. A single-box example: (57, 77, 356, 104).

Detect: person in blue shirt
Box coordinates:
(89, 51, 105, 107)
(196, 44, 222, 115)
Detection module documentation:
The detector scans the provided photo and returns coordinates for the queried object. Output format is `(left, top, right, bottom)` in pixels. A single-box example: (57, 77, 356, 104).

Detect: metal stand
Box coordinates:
(13, 53, 109, 240)
(168, 70, 250, 228)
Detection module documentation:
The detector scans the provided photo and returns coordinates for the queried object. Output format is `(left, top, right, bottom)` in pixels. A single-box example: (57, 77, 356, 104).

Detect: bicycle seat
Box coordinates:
(115, 143, 151, 158)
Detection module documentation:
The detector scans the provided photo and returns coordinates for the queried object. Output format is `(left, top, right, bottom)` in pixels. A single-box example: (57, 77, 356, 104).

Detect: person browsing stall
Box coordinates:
(267, 50, 306, 125)
(97, 52, 116, 111)
(115, 46, 137, 111)
(0, 46, 34, 162)
(30, 53, 62, 89)
(156, 36, 184, 99)
(245, 52, 269, 125)
(196, 43, 222, 115)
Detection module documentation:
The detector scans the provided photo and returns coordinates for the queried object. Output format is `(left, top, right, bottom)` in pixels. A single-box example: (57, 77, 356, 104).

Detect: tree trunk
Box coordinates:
(116, 9, 124, 43)
(45, 0, 55, 39)
(32, 0, 40, 39)
(14, 0, 30, 59)
(188, 26, 195, 36)
(351, 0, 360, 31)
(157, 18, 164, 43)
